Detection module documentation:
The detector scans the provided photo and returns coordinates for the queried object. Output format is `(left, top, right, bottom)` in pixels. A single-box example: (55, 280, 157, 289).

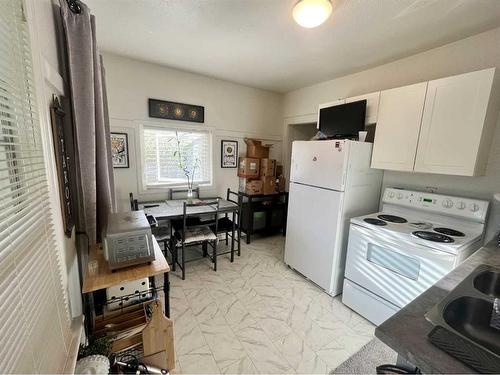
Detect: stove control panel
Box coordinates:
(382, 188, 489, 223)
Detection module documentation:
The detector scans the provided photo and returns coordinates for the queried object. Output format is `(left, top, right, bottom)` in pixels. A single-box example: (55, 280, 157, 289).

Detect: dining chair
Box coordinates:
(169, 186, 205, 229)
(152, 222, 170, 256)
(209, 189, 242, 261)
(170, 199, 220, 279)
(129, 192, 171, 260)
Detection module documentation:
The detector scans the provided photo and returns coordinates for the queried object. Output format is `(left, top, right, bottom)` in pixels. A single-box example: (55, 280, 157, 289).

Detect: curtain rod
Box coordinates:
(66, 0, 81, 14)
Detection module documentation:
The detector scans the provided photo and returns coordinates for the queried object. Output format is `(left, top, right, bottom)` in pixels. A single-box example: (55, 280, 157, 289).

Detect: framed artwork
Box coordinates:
(149, 98, 204, 123)
(50, 96, 75, 237)
(221, 140, 238, 168)
(111, 132, 129, 168)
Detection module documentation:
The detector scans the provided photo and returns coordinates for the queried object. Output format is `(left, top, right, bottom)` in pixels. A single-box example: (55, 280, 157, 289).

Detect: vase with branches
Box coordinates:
(169, 131, 200, 203)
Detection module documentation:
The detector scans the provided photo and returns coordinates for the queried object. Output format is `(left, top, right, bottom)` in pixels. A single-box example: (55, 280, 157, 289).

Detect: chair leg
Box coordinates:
(237, 228, 241, 256)
(213, 240, 217, 272)
(181, 243, 186, 280)
(230, 227, 235, 263)
(171, 238, 176, 272)
(225, 232, 228, 246)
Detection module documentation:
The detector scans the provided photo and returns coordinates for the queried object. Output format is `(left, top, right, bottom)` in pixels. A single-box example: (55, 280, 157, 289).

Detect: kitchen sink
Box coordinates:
(426, 265, 500, 373)
(474, 270, 500, 298)
(443, 296, 500, 354)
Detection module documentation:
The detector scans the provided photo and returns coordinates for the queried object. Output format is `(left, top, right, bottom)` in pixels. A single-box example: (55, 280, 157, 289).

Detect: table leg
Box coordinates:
(246, 197, 253, 244)
(202, 242, 208, 257)
(231, 211, 235, 262)
(164, 271, 170, 318)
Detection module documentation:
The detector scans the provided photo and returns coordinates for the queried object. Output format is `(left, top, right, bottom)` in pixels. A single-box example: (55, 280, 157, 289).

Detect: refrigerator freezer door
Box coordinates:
(284, 182, 343, 293)
(290, 140, 347, 191)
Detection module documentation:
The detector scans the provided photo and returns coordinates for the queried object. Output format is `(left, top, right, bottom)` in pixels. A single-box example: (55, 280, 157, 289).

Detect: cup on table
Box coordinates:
(358, 131, 368, 142)
(88, 260, 98, 276)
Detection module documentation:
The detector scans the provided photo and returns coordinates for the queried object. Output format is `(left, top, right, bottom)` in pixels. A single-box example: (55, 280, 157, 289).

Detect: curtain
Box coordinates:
(59, 0, 115, 245)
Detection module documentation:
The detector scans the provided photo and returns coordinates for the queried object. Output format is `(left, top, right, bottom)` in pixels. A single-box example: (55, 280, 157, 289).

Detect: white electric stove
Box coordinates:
(342, 187, 489, 325)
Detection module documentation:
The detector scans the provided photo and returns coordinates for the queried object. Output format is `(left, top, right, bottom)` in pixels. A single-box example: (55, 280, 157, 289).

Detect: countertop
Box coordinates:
(375, 239, 500, 374)
(82, 236, 169, 294)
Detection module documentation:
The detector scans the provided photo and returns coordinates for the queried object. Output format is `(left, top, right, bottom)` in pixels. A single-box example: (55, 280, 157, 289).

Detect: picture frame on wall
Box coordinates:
(111, 132, 129, 168)
(149, 98, 205, 123)
(221, 140, 238, 168)
(50, 96, 75, 237)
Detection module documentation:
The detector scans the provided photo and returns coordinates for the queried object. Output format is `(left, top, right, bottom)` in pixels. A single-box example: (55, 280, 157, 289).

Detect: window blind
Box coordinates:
(143, 126, 212, 188)
(0, 0, 72, 373)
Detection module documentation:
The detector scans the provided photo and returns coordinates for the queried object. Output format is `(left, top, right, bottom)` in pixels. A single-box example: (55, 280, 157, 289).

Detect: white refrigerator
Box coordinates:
(284, 140, 383, 296)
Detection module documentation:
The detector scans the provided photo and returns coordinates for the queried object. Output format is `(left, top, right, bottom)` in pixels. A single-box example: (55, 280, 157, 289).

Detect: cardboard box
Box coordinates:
(238, 157, 260, 178)
(261, 176, 277, 195)
(245, 138, 270, 159)
(260, 159, 276, 177)
(239, 178, 263, 195)
(277, 176, 286, 192)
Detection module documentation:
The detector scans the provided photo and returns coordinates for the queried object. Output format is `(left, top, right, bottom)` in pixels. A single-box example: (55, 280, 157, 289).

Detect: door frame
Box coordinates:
(283, 113, 318, 187)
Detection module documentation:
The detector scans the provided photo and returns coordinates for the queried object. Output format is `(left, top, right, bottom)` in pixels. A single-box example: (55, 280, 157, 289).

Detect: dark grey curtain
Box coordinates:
(60, 0, 115, 245)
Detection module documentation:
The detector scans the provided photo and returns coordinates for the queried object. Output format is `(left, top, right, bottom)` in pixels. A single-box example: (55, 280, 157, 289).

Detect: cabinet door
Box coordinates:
(371, 82, 427, 171)
(414, 69, 495, 176)
(346, 91, 381, 125)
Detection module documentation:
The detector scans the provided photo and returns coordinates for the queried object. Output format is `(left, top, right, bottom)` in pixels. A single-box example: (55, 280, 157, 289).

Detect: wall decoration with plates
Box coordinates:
(149, 98, 204, 123)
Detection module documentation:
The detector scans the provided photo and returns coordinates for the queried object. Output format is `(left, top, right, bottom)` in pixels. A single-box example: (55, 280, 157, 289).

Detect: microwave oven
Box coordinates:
(103, 210, 155, 270)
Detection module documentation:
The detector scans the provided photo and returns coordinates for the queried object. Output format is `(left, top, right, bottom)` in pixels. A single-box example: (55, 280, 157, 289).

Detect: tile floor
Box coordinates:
(165, 235, 374, 374)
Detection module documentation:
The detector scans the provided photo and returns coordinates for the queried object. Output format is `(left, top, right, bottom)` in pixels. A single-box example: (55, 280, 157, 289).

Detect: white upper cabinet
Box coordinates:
(346, 91, 381, 125)
(371, 82, 428, 171)
(414, 68, 498, 176)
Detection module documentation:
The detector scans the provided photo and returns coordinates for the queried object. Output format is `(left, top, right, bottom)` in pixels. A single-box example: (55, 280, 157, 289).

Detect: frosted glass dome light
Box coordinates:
(293, 0, 333, 28)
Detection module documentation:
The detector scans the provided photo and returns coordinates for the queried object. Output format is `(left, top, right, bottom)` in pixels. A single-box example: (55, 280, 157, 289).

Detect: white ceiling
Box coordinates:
(87, 0, 500, 93)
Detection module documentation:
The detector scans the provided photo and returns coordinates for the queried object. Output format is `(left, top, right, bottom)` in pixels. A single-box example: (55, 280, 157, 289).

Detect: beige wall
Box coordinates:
(283, 27, 500, 242)
(102, 53, 284, 211)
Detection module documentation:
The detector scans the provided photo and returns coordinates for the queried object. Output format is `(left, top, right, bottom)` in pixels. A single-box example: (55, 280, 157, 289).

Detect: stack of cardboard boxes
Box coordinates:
(238, 139, 286, 195)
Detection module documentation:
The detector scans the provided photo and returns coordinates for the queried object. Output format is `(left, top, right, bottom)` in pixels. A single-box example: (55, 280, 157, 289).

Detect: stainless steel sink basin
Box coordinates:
(443, 296, 500, 354)
(425, 265, 500, 373)
(474, 270, 500, 298)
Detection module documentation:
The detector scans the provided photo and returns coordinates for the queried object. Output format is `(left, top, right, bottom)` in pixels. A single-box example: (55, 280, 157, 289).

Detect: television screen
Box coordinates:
(318, 100, 366, 138)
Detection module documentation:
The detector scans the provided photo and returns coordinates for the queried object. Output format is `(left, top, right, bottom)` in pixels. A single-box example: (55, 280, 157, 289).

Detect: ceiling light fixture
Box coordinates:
(293, 0, 333, 28)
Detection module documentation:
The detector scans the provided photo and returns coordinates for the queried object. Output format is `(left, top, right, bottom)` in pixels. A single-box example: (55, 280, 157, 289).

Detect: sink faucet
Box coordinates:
(492, 298, 500, 331)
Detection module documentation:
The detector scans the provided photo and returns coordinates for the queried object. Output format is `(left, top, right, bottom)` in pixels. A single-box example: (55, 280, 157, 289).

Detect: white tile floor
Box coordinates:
(167, 235, 374, 374)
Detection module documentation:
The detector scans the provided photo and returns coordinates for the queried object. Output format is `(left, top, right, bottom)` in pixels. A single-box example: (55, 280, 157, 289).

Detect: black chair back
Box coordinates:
(169, 187, 200, 200)
(181, 198, 220, 241)
(226, 188, 242, 224)
(129, 192, 138, 211)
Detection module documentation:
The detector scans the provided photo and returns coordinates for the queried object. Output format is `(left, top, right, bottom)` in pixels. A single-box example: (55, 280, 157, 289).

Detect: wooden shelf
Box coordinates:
(82, 236, 170, 294)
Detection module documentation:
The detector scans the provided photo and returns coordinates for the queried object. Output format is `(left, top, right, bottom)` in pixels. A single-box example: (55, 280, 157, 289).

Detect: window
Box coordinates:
(0, 0, 72, 372)
(142, 126, 212, 188)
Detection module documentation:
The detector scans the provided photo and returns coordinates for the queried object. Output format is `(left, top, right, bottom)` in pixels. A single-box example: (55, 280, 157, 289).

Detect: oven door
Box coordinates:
(345, 224, 456, 308)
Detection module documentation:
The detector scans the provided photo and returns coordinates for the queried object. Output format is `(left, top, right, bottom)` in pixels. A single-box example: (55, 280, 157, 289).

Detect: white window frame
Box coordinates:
(137, 120, 215, 193)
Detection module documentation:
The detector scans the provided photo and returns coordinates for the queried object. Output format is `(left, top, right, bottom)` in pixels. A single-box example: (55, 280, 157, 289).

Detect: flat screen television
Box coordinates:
(318, 100, 366, 138)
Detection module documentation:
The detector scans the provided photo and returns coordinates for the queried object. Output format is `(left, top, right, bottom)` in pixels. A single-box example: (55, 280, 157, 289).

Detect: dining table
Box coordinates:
(138, 198, 239, 220)
(138, 197, 241, 264)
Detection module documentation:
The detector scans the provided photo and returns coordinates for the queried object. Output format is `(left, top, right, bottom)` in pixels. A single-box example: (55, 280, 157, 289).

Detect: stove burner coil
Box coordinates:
(377, 214, 408, 223)
(364, 218, 387, 226)
(412, 231, 455, 243)
(433, 228, 465, 237)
